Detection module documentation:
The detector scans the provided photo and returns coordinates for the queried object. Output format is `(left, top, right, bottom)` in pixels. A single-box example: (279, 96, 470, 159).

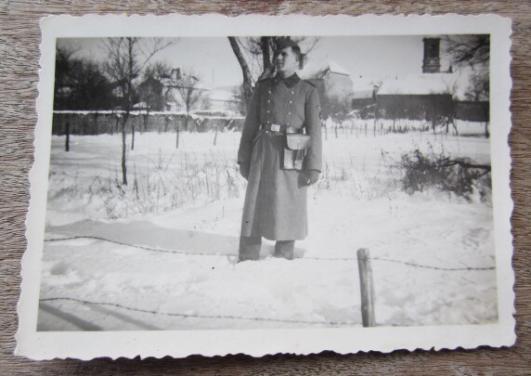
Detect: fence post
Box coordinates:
(357, 248, 376, 327)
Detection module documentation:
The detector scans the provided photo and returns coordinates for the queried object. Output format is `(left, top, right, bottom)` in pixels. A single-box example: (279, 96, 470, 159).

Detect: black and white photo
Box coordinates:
(16, 14, 514, 360)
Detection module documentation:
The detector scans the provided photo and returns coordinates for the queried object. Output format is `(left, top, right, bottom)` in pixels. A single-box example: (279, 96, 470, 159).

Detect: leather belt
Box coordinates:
(262, 123, 299, 134)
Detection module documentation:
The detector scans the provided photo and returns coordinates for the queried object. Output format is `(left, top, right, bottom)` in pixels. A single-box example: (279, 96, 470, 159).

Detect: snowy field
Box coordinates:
(38, 120, 497, 330)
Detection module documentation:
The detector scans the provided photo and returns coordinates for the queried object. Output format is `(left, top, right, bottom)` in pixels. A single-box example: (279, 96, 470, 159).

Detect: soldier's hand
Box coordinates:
(301, 170, 320, 186)
(239, 163, 250, 180)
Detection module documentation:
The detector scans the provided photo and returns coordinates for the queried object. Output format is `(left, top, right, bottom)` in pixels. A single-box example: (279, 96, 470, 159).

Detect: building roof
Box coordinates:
(299, 60, 351, 79)
(351, 76, 381, 99)
(351, 90, 375, 100)
(350, 70, 474, 100)
(377, 73, 459, 96)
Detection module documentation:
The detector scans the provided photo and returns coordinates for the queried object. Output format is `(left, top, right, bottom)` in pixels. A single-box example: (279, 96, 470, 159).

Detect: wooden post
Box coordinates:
(131, 117, 135, 151)
(357, 248, 375, 327)
(65, 120, 70, 152)
(373, 102, 379, 136)
(175, 119, 180, 149)
(213, 122, 218, 146)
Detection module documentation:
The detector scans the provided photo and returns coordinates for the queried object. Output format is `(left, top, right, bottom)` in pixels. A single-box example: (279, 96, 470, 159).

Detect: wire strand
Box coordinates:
(39, 297, 358, 327)
(44, 235, 226, 257)
(44, 235, 495, 271)
(370, 256, 495, 271)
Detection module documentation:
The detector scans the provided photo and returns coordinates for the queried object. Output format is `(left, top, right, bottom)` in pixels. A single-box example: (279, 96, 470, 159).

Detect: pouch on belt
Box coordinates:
(282, 133, 311, 170)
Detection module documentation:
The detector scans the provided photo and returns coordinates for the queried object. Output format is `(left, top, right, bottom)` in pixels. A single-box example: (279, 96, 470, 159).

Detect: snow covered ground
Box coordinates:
(37, 123, 497, 330)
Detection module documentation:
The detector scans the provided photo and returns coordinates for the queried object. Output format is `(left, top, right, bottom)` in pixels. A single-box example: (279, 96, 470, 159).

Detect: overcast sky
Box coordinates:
(58, 36, 455, 88)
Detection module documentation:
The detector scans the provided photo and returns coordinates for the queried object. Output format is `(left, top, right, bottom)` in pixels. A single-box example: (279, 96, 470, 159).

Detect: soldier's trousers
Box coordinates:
(238, 236, 294, 261)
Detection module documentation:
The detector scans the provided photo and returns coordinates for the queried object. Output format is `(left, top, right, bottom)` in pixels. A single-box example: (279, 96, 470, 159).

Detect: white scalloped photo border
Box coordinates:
(16, 13, 514, 360)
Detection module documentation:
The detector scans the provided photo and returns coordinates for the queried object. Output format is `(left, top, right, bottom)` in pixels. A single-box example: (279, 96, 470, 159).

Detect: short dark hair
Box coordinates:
(290, 45, 304, 69)
(274, 38, 305, 69)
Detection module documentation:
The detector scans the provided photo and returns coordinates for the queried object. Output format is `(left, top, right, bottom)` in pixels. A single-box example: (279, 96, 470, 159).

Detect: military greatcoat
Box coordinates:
(237, 73, 322, 241)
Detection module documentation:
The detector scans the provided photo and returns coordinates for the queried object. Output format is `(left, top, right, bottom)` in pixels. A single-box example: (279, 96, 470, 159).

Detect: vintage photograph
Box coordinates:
(38, 33, 496, 330)
(17, 14, 514, 359)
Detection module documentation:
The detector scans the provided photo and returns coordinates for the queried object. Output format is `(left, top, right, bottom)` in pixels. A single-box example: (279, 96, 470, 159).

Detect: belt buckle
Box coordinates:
(286, 126, 297, 134)
(270, 123, 281, 132)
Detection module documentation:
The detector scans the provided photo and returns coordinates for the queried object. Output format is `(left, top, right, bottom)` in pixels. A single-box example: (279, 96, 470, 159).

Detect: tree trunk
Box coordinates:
(261, 37, 272, 72)
(131, 122, 135, 151)
(228, 37, 254, 109)
(121, 116, 128, 186)
(176, 123, 180, 149)
(120, 37, 134, 186)
(142, 113, 147, 133)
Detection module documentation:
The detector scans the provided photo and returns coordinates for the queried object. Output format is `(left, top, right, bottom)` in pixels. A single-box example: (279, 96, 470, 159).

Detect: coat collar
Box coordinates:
(275, 73, 300, 88)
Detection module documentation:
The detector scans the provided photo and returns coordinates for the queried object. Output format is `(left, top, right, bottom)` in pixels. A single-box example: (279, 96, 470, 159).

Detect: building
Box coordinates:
(137, 76, 165, 111)
(351, 37, 489, 124)
(300, 61, 354, 118)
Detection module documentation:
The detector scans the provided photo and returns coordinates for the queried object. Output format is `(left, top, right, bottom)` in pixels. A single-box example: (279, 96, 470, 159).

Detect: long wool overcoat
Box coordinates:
(237, 73, 322, 241)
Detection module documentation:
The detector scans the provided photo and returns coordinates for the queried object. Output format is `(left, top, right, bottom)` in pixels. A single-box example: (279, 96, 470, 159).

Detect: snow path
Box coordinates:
(47, 219, 239, 256)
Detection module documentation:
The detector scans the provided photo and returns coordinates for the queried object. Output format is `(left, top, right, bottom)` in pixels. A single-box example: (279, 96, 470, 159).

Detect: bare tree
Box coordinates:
(465, 69, 489, 102)
(444, 35, 489, 68)
(228, 36, 319, 109)
(55, 45, 116, 151)
(163, 69, 206, 147)
(177, 71, 205, 131)
(230, 85, 246, 115)
(466, 68, 490, 138)
(139, 62, 172, 132)
(228, 37, 254, 111)
(103, 37, 175, 185)
(242, 36, 319, 79)
(444, 35, 490, 138)
(55, 46, 77, 152)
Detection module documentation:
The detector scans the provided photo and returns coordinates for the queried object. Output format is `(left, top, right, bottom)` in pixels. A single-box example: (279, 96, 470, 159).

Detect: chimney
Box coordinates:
(422, 38, 441, 73)
(171, 68, 182, 81)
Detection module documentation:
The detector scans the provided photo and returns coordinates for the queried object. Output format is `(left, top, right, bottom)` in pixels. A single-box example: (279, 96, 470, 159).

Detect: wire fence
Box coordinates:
(44, 235, 496, 271)
(39, 296, 359, 327)
(41, 233, 496, 330)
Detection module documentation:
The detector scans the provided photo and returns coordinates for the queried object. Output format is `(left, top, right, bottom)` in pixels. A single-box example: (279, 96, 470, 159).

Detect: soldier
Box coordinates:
(237, 38, 322, 262)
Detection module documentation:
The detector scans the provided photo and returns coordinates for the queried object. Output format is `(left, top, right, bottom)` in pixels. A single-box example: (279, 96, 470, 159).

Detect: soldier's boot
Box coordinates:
(273, 240, 295, 260)
(238, 236, 262, 262)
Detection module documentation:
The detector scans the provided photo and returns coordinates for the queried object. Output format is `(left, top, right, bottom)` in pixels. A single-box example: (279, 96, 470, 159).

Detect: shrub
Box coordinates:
(400, 149, 491, 201)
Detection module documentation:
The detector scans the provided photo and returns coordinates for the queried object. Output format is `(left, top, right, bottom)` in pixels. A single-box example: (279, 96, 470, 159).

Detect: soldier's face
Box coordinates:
(275, 47, 299, 76)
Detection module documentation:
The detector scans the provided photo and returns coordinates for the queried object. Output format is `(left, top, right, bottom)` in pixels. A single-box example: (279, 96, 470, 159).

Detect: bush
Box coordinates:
(400, 149, 491, 201)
